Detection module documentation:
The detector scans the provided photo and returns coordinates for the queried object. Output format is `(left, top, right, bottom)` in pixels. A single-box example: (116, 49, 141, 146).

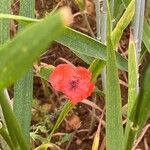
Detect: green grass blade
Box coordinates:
(124, 33, 138, 149)
(143, 18, 150, 52)
(0, 14, 128, 71)
(13, 0, 35, 143)
(0, 123, 16, 150)
(127, 33, 138, 115)
(105, 1, 124, 149)
(113, 0, 124, 21)
(124, 60, 150, 149)
(49, 102, 74, 141)
(89, 59, 106, 81)
(14, 69, 33, 142)
(57, 27, 128, 71)
(0, 90, 29, 150)
(0, 10, 68, 90)
(0, 1, 11, 44)
(123, 0, 131, 7)
(0, 0, 13, 148)
(111, 0, 135, 49)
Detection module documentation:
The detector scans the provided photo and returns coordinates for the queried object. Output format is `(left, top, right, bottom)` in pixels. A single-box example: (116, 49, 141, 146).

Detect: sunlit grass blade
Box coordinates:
(105, 1, 124, 149)
(0, 9, 70, 89)
(124, 60, 150, 150)
(13, 0, 35, 144)
(124, 32, 138, 149)
(127, 32, 138, 115)
(111, 0, 135, 49)
(0, 14, 128, 71)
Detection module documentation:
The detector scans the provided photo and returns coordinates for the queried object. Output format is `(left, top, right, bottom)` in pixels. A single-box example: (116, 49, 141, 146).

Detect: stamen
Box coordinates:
(69, 79, 79, 90)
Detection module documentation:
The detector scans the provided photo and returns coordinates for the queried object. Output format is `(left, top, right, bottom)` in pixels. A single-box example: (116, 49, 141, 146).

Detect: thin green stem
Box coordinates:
(49, 101, 74, 141)
(0, 122, 16, 150)
(0, 90, 29, 150)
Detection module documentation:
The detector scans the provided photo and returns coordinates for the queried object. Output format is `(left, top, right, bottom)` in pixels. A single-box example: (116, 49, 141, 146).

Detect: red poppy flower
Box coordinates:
(49, 64, 94, 104)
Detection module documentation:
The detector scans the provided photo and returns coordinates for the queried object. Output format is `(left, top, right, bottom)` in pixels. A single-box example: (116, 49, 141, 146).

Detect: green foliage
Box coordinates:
(57, 27, 128, 71)
(0, 14, 128, 71)
(105, 1, 124, 149)
(124, 60, 150, 149)
(111, 0, 135, 49)
(13, 0, 35, 143)
(127, 33, 138, 115)
(143, 18, 150, 52)
(0, 11, 66, 90)
(89, 59, 106, 81)
(0, 90, 29, 150)
(49, 102, 74, 141)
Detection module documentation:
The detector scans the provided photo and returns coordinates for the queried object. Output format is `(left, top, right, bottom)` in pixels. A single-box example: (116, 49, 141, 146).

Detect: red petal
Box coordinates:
(76, 67, 92, 81)
(49, 64, 75, 91)
(62, 80, 94, 104)
(49, 64, 94, 104)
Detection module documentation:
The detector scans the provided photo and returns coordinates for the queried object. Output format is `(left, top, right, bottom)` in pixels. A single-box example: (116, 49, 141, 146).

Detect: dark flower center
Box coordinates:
(69, 79, 79, 90)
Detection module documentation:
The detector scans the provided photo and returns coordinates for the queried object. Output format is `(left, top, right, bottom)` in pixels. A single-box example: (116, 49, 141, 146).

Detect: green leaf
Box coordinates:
(123, 0, 131, 7)
(0, 13, 128, 71)
(36, 64, 54, 82)
(0, 90, 29, 150)
(111, 0, 135, 49)
(143, 18, 150, 52)
(0, 122, 16, 150)
(0, 10, 67, 90)
(57, 27, 128, 71)
(49, 101, 74, 141)
(105, 1, 124, 150)
(0, 13, 38, 23)
(127, 33, 138, 115)
(34, 143, 60, 150)
(89, 59, 106, 81)
(124, 60, 150, 150)
(124, 33, 138, 149)
(13, 0, 35, 144)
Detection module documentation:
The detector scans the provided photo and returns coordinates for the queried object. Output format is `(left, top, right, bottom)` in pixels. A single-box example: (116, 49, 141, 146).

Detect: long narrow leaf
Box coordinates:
(14, 0, 35, 143)
(0, 0, 13, 148)
(49, 102, 74, 141)
(124, 33, 138, 149)
(0, 90, 29, 150)
(124, 60, 150, 149)
(105, 1, 124, 149)
(127, 33, 138, 115)
(143, 18, 150, 52)
(57, 27, 128, 71)
(111, 0, 135, 49)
